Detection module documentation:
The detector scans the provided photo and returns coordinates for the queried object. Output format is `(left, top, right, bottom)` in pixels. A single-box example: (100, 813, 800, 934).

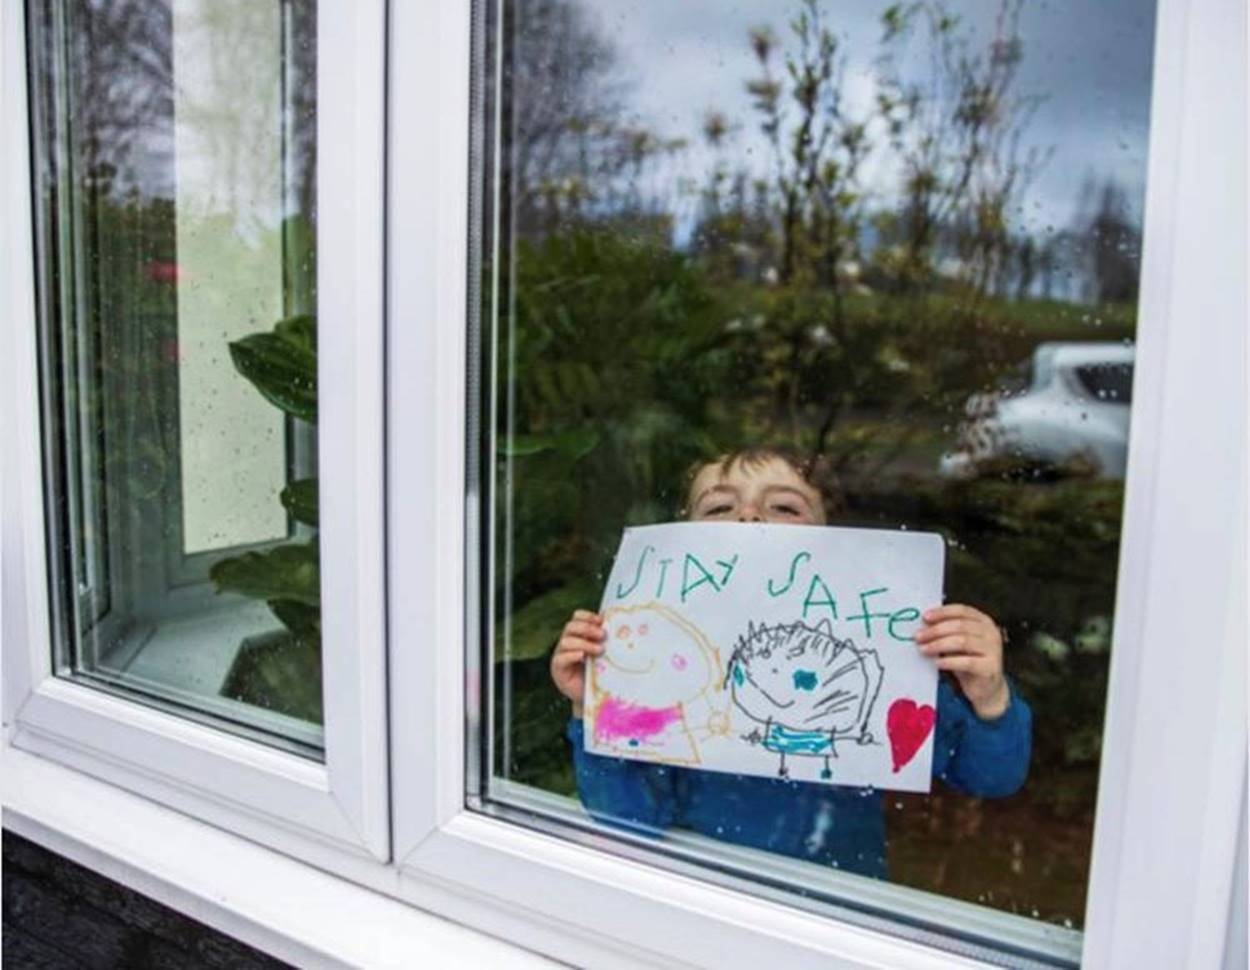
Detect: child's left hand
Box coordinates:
(914, 604, 1011, 720)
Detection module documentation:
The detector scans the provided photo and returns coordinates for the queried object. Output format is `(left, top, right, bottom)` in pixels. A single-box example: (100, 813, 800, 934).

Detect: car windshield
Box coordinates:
(1075, 363, 1134, 403)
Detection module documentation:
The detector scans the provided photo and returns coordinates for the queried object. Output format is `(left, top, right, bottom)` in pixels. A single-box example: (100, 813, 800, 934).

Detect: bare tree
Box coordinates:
(54, 0, 176, 200)
(1076, 177, 1141, 304)
(745, 1, 871, 301)
(875, 1, 1050, 297)
(507, 0, 681, 238)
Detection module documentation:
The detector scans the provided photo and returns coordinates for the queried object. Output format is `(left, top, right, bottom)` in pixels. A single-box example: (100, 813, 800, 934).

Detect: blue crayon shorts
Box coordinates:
(763, 723, 833, 756)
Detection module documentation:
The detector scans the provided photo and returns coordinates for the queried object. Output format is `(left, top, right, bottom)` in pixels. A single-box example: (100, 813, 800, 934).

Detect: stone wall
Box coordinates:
(3, 830, 292, 969)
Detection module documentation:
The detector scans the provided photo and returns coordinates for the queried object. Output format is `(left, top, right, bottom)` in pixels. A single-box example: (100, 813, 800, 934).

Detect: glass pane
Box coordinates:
(476, 0, 1156, 960)
(29, 0, 323, 754)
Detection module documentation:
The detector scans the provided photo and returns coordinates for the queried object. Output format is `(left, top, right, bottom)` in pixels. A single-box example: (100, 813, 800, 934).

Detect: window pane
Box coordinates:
(30, 0, 322, 754)
(475, 0, 1155, 959)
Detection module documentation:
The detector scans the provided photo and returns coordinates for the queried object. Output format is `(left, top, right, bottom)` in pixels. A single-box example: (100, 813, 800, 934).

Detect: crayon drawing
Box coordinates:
(727, 619, 884, 779)
(885, 698, 937, 774)
(586, 602, 722, 766)
(587, 522, 944, 791)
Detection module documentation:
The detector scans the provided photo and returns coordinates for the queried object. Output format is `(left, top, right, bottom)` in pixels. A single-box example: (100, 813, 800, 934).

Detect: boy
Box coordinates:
(550, 447, 1032, 879)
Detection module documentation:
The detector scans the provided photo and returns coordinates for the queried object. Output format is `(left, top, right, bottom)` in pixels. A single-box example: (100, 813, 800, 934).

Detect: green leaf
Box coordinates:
(210, 542, 320, 606)
(228, 315, 317, 422)
(268, 598, 321, 641)
(280, 478, 319, 527)
(500, 428, 600, 461)
(501, 580, 602, 662)
(274, 313, 317, 352)
(497, 436, 548, 458)
(221, 630, 322, 724)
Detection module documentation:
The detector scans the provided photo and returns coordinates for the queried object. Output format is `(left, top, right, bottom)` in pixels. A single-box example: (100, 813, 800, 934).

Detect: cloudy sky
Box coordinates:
(574, 0, 1157, 240)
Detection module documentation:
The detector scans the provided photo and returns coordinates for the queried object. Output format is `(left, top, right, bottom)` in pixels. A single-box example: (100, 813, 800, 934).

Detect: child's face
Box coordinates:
(687, 455, 825, 525)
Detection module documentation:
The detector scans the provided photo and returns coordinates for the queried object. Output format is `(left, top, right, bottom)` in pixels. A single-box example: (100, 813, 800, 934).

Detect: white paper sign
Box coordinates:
(584, 522, 945, 792)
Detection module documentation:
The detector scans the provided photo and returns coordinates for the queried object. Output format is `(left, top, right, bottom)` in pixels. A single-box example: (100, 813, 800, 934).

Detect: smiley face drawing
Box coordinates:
(587, 602, 721, 765)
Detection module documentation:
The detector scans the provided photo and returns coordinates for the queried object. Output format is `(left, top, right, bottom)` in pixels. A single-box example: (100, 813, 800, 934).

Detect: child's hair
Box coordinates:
(681, 446, 845, 521)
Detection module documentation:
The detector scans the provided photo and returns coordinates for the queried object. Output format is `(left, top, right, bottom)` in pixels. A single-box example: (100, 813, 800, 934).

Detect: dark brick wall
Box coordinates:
(3, 830, 294, 969)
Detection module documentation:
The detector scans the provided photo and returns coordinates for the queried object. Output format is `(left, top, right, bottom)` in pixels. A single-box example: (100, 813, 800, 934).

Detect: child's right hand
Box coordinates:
(551, 609, 605, 718)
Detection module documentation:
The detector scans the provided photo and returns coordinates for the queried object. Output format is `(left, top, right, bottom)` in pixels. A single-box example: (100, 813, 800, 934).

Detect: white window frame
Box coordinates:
(1, 0, 1243, 966)
(2, 0, 391, 869)
(384, 0, 1245, 968)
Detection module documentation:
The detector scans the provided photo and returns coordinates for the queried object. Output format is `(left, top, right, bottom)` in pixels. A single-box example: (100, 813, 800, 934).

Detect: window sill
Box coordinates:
(0, 744, 556, 969)
(479, 779, 1083, 966)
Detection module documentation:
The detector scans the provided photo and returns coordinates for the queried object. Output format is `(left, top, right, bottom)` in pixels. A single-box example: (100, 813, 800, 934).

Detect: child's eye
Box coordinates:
(705, 503, 733, 515)
(772, 504, 801, 516)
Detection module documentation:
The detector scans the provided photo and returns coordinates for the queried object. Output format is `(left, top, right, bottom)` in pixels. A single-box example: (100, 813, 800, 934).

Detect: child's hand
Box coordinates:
(915, 604, 1011, 720)
(551, 609, 606, 718)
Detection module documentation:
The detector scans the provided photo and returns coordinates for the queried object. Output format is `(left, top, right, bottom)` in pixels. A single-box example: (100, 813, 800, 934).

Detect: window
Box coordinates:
(28, 0, 322, 751)
(3, 0, 1244, 966)
(7, 0, 388, 864)
(470, 0, 1161, 962)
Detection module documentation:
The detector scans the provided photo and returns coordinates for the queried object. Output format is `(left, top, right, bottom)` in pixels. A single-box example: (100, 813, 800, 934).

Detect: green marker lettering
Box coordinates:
(716, 554, 740, 587)
(801, 574, 838, 623)
(767, 551, 811, 597)
(614, 544, 655, 599)
(888, 607, 922, 641)
(680, 553, 720, 602)
(847, 587, 891, 639)
(655, 558, 673, 598)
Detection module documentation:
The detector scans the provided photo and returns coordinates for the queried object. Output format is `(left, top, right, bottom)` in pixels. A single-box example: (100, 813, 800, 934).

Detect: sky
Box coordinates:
(574, 0, 1157, 241)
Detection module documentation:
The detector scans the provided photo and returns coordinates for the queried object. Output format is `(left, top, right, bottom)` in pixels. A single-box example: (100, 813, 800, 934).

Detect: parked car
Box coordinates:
(939, 342, 1135, 479)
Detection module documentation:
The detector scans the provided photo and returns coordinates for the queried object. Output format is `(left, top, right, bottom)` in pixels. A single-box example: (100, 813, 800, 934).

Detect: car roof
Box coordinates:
(1034, 341, 1136, 368)
(1028, 341, 1133, 391)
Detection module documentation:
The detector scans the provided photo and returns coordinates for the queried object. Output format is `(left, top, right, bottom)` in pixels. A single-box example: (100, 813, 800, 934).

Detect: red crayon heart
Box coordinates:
(887, 699, 936, 773)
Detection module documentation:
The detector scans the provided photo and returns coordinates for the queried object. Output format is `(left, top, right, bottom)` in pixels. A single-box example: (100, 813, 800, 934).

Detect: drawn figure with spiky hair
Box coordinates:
(726, 619, 884, 780)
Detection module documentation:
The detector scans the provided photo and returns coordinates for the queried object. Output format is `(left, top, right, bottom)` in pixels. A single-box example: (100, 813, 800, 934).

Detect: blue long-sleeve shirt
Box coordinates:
(569, 677, 1031, 879)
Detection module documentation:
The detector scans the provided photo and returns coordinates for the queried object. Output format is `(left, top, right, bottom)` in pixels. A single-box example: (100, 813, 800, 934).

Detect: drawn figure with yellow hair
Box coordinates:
(587, 602, 722, 766)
